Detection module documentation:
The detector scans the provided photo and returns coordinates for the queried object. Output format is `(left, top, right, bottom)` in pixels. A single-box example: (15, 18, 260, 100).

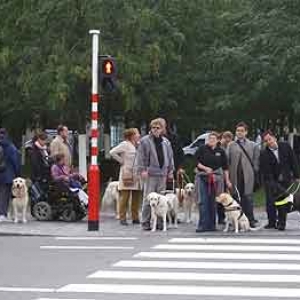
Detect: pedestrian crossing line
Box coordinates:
(88, 270, 300, 283)
(154, 244, 300, 252)
(36, 299, 95, 300)
(57, 283, 300, 297)
(169, 237, 300, 245)
(0, 287, 55, 293)
(55, 236, 138, 241)
(134, 251, 300, 261)
(40, 246, 134, 250)
(114, 260, 300, 271)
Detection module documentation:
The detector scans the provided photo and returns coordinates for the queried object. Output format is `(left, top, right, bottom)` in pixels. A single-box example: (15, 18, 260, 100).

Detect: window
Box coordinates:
(110, 121, 124, 148)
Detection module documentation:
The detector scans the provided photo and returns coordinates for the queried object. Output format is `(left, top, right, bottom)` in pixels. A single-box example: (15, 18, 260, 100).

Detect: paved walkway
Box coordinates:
(0, 210, 300, 237)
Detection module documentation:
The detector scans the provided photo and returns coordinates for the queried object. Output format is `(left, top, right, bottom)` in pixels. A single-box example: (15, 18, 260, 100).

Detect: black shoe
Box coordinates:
(250, 221, 256, 228)
(120, 220, 128, 226)
(264, 223, 277, 229)
(254, 219, 259, 224)
(196, 227, 215, 233)
(277, 224, 286, 231)
(132, 220, 140, 225)
(142, 223, 151, 231)
(218, 220, 226, 225)
(157, 224, 163, 230)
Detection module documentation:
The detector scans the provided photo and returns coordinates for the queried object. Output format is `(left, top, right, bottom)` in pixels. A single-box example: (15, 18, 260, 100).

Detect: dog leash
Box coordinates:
(183, 172, 192, 184)
(275, 181, 300, 207)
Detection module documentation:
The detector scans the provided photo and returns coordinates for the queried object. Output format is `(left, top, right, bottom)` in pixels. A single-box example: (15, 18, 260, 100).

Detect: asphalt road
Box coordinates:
(2, 232, 300, 300)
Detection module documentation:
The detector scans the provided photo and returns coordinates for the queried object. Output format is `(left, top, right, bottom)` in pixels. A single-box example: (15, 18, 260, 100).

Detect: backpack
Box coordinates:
(0, 145, 6, 172)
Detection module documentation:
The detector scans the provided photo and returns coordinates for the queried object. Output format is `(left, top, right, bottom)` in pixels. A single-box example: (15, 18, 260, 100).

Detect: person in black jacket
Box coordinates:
(30, 132, 52, 183)
(260, 130, 300, 230)
(195, 132, 232, 232)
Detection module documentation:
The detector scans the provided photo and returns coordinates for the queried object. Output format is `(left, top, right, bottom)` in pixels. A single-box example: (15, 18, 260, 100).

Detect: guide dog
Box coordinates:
(216, 193, 263, 233)
(102, 181, 120, 219)
(10, 177, 30, 223)
(182, 183, 196, 223)
(148, 192, 177, 232)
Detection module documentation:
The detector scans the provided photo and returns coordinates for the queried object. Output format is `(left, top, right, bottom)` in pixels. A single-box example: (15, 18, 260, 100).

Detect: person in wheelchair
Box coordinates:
(51, 153, 88, 207)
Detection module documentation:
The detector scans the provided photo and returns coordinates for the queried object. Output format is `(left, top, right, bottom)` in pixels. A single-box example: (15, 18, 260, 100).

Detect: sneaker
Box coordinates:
(120, 220, 128, 226)
(0, 215, 8, 222)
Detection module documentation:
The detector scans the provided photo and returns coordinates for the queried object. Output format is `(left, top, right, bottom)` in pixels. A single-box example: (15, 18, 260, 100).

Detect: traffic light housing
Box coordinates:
(100, 56, 117, 92)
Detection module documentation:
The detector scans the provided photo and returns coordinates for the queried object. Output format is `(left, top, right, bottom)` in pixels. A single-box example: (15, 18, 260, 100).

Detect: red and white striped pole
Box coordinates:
(88, 29, 100, 231)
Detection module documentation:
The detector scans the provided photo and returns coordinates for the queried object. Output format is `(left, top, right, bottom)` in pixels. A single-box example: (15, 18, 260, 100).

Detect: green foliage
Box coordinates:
(1, 0, 300, 137)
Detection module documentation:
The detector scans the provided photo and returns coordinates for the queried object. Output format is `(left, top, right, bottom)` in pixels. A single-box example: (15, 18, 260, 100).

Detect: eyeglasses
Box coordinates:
(151, 126, 161, 130)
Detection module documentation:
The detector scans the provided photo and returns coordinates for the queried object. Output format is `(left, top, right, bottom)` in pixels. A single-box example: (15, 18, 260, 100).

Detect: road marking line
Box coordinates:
(0, 287, 55, 293)
(57, 283, 300, 297)
(154, 244, 300, 252)
(40, 246, 134, 250)
(55, 237, 138, 241)
(135, 251, 300, 261)
(88, 270, 300, 283)
(114, 260, 300, 270)
(169, 238, 300, 245)
(36, 299, 95, 300)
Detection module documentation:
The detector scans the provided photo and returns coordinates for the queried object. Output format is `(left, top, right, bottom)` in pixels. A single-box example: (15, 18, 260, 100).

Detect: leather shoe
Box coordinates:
(120, 220, 128, 226)
(132, 220, 140, 225)
(264, 223, 277, 229)
(142, 223, 151, 231)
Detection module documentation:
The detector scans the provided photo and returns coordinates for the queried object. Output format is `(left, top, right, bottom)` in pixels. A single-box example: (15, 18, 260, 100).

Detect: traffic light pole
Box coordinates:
(88, 29, 100, 231)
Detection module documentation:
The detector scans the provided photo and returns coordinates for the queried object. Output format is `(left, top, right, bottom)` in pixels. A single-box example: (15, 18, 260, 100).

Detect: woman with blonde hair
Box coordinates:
(110, 128, 141, 226)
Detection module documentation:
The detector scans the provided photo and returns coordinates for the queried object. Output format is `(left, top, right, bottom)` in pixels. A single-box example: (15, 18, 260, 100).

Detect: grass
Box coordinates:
(254, 188, 265, 208)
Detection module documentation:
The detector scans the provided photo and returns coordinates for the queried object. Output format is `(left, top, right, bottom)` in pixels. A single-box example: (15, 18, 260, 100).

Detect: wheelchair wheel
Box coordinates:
(33, 201, 52, 221)
(62, 206, 77, 222)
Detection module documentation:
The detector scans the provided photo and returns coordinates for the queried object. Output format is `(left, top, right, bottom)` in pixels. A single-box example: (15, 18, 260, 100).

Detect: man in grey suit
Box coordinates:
(136, 118, 174, 231)
(228, 122, 260, 228)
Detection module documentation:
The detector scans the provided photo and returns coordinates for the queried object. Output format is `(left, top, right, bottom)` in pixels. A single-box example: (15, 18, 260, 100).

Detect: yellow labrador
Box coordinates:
(148, 192, 169, 232)
(182, 183, 196, 223)
(11, 177, 29, 223)
(216, 193, 262, 233)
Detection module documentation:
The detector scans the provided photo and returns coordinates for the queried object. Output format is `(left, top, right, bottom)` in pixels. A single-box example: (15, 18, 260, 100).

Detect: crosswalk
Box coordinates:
(35, 236, 300, 299)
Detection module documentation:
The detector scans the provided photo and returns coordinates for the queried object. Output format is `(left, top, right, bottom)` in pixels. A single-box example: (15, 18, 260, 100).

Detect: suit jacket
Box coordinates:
(260, 142, 300, 185)
(228, 139, 260, 195)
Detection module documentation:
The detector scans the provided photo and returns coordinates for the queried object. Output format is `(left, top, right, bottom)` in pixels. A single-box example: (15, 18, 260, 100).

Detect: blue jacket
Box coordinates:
(0, 138, 21, 184)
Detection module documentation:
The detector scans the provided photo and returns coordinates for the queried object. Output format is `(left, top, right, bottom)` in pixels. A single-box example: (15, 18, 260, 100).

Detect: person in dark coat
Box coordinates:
(260, 130, 300, 230)
(0, 128, 21, 221)
(30, 132, 51, 182)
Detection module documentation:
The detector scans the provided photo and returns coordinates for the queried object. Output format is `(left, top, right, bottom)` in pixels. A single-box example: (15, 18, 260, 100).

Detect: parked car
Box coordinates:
(182, 132, 210, 156)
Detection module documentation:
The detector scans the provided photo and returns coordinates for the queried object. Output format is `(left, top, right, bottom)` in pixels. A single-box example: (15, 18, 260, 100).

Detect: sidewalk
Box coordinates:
(0, 210, 300, 237)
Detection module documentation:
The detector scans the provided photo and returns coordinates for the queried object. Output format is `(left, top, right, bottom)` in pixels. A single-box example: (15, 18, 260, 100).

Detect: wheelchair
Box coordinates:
(30, 179, 87, 222)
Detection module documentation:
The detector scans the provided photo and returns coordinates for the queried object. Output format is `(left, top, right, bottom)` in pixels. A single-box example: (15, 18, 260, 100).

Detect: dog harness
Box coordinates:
(224, 201, 245, 220)
(224, 201, 241, 211)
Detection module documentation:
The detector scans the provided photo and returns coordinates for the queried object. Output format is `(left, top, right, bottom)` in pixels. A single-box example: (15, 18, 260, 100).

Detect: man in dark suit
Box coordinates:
(260, 130, 300, 230)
